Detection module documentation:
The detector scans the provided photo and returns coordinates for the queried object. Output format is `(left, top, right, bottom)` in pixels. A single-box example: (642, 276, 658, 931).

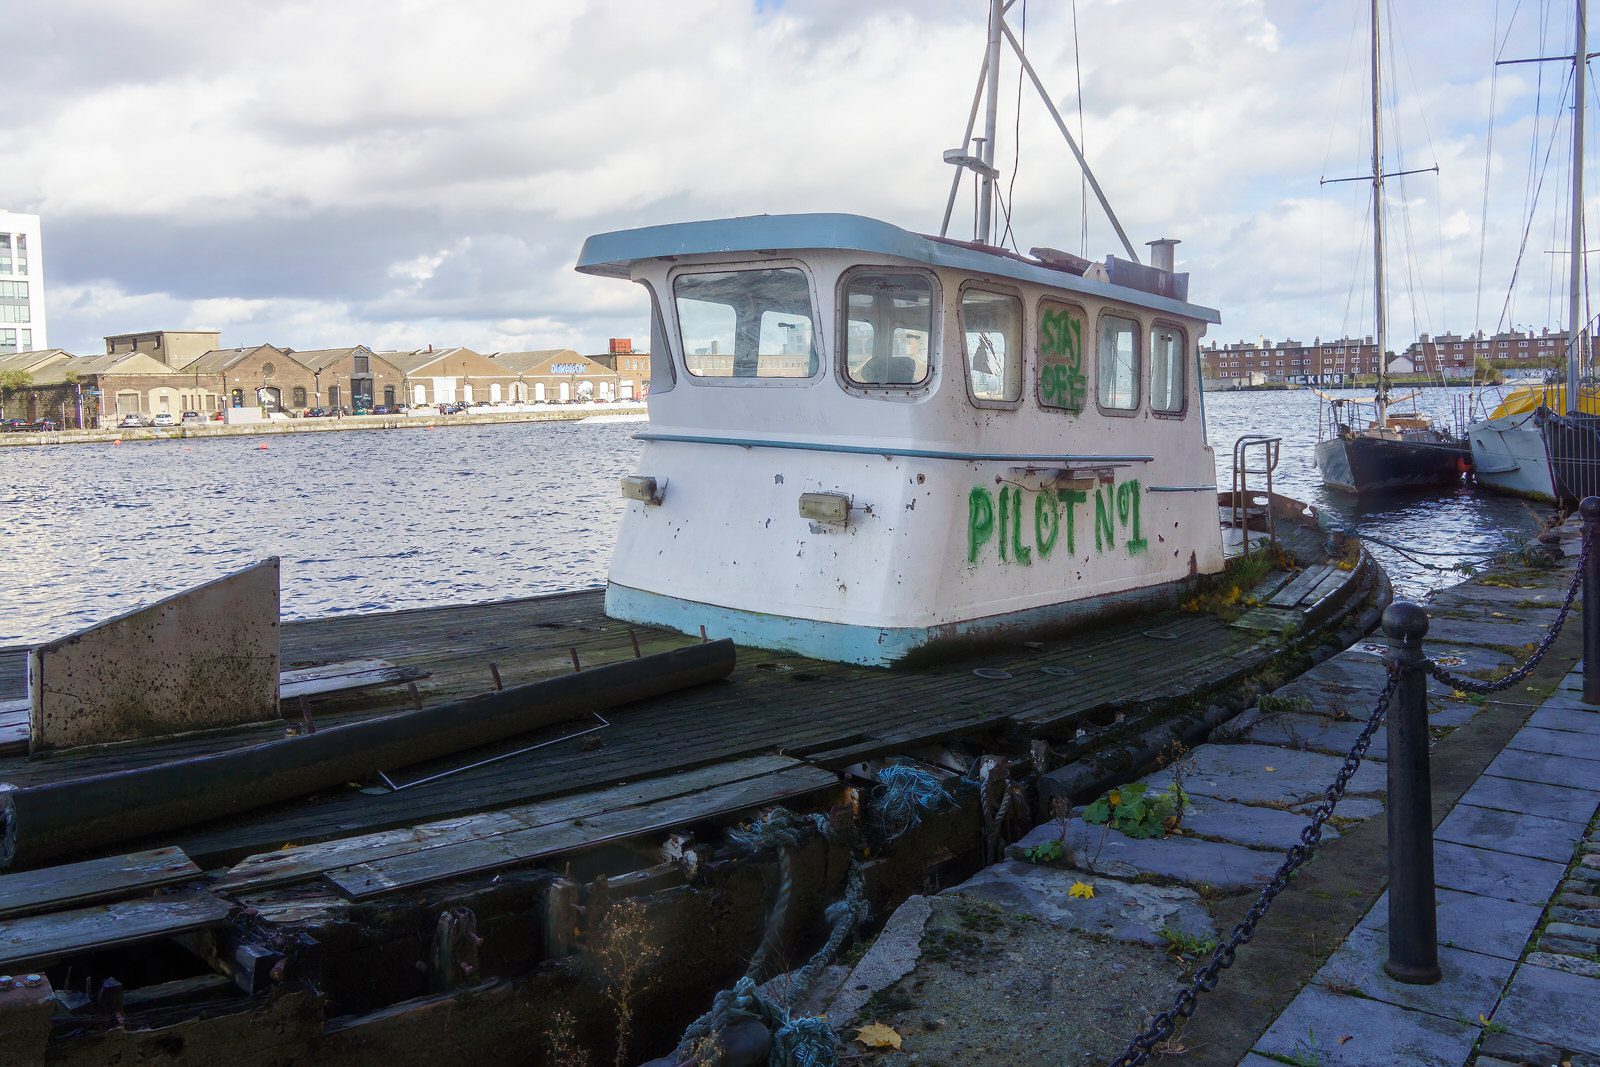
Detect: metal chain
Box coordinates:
(1425, 531, 1588, 695)
(1108, 667, 1401, 1067)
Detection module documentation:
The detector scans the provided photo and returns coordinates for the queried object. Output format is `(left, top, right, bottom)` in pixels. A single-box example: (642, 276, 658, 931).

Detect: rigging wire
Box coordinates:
(1496, 64, 1575, 334)
(1000, 0, 1027, 254)
(1070, 0, 1087, 256)
(1319, 0, 1366, 343)
(1475, 0, 1506, 354)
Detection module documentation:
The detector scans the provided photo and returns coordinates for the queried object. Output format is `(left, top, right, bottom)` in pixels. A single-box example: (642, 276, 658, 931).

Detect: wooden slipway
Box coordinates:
(0, 499, 1380, 1063)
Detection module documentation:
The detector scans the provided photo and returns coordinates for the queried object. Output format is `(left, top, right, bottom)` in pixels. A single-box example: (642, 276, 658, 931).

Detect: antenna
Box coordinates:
(938, 0, 1139, 261)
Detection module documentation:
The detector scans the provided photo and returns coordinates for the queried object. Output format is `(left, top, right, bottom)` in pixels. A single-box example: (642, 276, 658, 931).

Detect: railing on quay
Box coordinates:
(1109, 497, 1597, 1067)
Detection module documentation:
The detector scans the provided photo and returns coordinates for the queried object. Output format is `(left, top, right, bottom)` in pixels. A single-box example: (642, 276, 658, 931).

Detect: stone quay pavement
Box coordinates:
(825, 524, 1600, 1066)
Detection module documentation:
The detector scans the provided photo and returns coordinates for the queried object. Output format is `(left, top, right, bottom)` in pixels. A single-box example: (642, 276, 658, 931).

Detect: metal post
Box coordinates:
(1583, 497, 1600, 703)
(1382, 602, 1441, 985)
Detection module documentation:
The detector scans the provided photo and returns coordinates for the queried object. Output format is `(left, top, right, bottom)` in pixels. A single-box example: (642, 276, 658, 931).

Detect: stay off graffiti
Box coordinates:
(967, 479, 1148, 565)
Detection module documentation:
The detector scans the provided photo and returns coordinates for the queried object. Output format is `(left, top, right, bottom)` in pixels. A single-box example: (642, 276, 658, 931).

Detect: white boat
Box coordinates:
(574, 3, 1228, 667)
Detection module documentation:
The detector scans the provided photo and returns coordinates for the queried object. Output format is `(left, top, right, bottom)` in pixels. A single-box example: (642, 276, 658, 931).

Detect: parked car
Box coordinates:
(372, 405, 392, 415)
(302, 407, 330, 418)
(1, 418, 27, 432)
(117, 413, 150, 428)
(152, 412, 177, 427)
(30, 418, 60, 431)
(181, 411, 204, 426)
(210, 410, 226, 421)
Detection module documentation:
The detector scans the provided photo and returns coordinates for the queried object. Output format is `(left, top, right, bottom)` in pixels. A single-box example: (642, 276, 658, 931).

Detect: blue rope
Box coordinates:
(871, 766, 955, 842)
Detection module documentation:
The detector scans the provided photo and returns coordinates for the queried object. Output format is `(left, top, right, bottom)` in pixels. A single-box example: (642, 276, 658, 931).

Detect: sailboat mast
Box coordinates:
(1370, 0, 1389, 426)
(1568, 0, 1587, 415)
(977, 0, 1003, 244)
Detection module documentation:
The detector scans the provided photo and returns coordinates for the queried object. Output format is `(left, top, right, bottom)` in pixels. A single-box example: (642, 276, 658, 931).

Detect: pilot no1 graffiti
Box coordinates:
(967, 479, 1148, 565)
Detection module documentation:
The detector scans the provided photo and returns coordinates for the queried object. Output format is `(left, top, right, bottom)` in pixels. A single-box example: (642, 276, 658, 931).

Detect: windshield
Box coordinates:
(674, 268, 819, 379)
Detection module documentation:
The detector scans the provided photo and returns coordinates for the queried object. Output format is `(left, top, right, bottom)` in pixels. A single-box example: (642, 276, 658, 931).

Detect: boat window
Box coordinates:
(961, 287, 1023, 404)
(673, 268, 819, 379)
(637, 280, 675, 394)
(1036, 299, 1088, 413)
(840, 269, 934, 387)
(1150, 324, 1185, 414)
(1097, 313, 1140, 412)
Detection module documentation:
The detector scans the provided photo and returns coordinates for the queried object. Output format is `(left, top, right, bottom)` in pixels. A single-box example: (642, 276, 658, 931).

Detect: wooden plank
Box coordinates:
(218, 753, 801, 894)
(1301, 568, 1352, 609)
(325, 764, 841, 901)
(1267, 564, 1333, 608)
(0, 846, 200, 920)
(0, 893, 233, 970)
(1229, 607, 1300, 634)
(279, 664, 430, 701)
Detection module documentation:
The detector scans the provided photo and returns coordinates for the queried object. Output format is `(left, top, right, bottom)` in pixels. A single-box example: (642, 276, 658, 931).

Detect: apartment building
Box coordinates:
(0, 211, 46, 354)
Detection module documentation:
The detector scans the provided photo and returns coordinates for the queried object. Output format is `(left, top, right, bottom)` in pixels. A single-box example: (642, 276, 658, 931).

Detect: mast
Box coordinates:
(1370, 0, 1389, 427)
(977, 0, 1003, 244)
(1568, 0, 1587, 414)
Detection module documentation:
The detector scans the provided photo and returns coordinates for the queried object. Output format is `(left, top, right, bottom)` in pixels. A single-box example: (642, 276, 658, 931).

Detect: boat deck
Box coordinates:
(0, 511, 1350, 872)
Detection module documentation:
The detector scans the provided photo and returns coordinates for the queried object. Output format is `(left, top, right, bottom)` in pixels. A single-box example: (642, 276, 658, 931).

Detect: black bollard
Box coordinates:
(1583, 498, 1600, 705)
(1383, 602, 1441, 984)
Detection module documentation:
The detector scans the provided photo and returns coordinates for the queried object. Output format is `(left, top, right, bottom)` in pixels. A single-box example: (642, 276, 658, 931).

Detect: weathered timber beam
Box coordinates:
(0, 641, 736, 870)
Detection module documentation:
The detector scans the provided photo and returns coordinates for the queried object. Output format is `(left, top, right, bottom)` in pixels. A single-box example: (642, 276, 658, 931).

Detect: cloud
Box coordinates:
(1, 0, 1589, 355)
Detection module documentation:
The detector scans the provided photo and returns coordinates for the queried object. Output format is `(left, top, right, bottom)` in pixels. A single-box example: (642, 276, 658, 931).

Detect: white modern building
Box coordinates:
(0, 210, 46, 354)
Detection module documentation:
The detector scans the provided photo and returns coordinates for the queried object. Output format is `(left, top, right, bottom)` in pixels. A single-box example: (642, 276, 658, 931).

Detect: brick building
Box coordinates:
(293, 346, 408, 410)
(184, 345, 315, 413)
(1203, 327, 1569, 386)
(486, 349, 623, 402)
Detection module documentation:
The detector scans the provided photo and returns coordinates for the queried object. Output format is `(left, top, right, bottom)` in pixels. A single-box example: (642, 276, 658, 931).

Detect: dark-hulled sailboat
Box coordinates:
(1314, 0, 1468, 495)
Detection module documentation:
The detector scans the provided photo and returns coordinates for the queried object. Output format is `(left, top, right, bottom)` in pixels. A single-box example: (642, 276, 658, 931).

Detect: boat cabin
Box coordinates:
(576, 213, 1225, 666)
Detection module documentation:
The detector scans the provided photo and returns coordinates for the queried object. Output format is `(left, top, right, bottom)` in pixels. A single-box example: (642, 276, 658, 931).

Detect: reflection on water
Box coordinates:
(0, 388, 1550, 645)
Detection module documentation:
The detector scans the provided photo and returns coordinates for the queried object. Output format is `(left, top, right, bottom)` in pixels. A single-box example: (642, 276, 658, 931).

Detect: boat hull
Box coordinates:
(1315, 434, 1467, 495)
(1466, 417, 1557, 502)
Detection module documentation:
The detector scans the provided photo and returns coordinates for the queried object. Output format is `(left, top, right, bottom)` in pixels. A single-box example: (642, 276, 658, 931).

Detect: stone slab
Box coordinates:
(1342, 640, 1517, 674)
(1434, 840, 1568, 905)
(1422, 615, 1556, 648)
(1172, 793, 1343, 850)
(27, 559, 280, 752)
(1008, 820, 1282, 894)
(1528, 704, 1600, 733)
(1509, 725, 1600, 761)
(1241, 712, 1388, 761)
(1531, 691, 1600, 712)
(1484, 748, 1600, 791)
(1362, 887, 1543, 961)
(1142, 743, 1387, 808)
(946, 859, 1215, 946)
(1492, 963, 1600, 1055)
(1436, 802, 1588, 863)
(1296, 795, 1386, 822)
(828, 893, 931, 1026)
(1314, 923, 1515, 1022)
(1252, 983, 1479, 1067)
(1459, 774, 1600, 825)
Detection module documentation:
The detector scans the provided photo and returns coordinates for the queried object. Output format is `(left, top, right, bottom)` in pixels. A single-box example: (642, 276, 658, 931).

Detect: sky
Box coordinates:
(4, 0, 1594, 356)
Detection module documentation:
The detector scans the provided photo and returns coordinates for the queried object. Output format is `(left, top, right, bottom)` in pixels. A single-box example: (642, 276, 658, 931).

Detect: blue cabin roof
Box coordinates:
(576, 212, 1220, 324)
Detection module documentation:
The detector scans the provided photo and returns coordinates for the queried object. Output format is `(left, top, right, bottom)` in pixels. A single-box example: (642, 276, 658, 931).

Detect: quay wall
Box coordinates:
(0, 404, 646, 448)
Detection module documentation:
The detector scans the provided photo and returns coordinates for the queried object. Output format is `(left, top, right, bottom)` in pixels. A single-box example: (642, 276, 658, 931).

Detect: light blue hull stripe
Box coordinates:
(633, 431, 1153, 465)
(606, 580, 1185, 669)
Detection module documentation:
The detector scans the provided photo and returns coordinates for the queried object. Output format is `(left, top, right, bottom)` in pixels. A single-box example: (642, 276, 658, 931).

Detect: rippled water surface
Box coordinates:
(0, 390, 1549, 645)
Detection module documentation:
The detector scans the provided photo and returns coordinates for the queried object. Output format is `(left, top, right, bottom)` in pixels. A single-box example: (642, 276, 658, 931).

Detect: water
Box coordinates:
(0, 392, 1548, 646)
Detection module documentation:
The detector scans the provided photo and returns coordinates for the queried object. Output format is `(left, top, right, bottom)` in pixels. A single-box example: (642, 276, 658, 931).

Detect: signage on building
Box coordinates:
(550, 362, 586, 374)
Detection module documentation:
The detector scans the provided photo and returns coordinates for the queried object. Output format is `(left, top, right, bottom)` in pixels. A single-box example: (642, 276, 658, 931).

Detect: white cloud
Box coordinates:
(1, 0, 1588, 354)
